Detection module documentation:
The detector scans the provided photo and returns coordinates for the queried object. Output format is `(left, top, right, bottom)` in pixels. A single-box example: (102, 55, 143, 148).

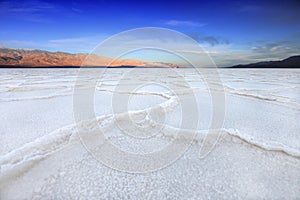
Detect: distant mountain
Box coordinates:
(230, 55, 300, 68)
(0, 47, 183, 68)
(3, 47, 297, 68)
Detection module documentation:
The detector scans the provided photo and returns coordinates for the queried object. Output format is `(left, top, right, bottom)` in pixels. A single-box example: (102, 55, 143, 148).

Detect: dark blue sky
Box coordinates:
(0, 0, 299, 66)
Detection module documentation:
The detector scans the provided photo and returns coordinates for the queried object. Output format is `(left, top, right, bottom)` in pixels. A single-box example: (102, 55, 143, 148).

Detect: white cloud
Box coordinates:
(0, 35, 108, 53)
(251, 42, 300, 60)
(0, 0, 58, 22)
(175, 50, 219, 54)
(164, 20, 206, 27)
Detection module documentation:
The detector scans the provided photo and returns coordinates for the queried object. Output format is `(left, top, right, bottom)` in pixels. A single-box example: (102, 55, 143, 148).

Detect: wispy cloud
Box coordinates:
(0, 0, 58, 22)
(187, 33, 230, 46)
(1, 0, 56, 12)
(175, 49, 219, 54)
(201, 36, 230, 46)
(71, 7, 83, 13)
(213, 40, 300, 67)
(0, 35, 108, 53)
(164, 20, 206, 27)
(0, 40, 38, 48)
(47, 36, 106, 52)
(251, 41, 300, 58)
(235, 1, 300, 25)
(238, 5, 262, 13)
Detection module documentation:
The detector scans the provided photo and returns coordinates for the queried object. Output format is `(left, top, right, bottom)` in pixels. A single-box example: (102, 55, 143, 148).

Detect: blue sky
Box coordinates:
(0, 0, 299, 66)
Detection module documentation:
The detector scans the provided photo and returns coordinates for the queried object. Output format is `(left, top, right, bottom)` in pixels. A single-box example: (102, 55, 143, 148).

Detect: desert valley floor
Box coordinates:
(0, 68, 299, 199)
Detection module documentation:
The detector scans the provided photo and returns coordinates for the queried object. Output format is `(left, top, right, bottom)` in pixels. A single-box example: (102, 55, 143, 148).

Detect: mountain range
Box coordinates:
(0, 47, 299, 68)
(229, 55, 300, 68)
(0, 47, 182, 68)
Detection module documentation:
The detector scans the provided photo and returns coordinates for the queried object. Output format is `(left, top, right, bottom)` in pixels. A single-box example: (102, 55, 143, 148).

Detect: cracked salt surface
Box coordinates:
(0, 68, 299, 199)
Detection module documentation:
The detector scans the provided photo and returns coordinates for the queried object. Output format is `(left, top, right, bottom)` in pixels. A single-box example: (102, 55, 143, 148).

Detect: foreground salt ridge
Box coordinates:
(1, 87, 299, 183)
(0, 84, 300, 181)
(1, 120, 299, 184)
(222, 85, 300, 109)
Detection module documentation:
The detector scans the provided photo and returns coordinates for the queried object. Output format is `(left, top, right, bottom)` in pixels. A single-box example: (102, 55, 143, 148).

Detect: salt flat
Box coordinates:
(0, 68, 299, 199)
